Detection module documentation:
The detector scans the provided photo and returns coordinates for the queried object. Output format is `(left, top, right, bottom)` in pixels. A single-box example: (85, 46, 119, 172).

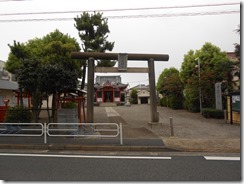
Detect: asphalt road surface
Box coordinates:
(0, 152, 240, 181)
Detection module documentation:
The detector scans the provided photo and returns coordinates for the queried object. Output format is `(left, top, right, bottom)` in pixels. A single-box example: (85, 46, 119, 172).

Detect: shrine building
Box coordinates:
(94, 75, 128, 105)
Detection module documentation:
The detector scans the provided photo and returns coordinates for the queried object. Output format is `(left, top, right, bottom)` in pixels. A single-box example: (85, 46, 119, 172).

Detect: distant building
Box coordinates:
(0, 60, 16, 81)
(0, 60, 18, 107)
(94, 75, 128, 105)
(129, 84, 150, 104)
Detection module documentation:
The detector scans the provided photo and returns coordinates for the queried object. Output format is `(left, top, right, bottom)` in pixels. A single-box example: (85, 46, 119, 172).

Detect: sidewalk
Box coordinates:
(0, 105, 240, 153)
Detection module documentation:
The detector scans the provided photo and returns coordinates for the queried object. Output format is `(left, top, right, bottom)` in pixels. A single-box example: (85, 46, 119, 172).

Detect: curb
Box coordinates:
(0, 144, 180, 152)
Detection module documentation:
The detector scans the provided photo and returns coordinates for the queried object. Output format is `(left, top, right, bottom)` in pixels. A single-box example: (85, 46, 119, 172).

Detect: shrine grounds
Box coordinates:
(0, 104, 240, 153)
(93, 104, 240, 152)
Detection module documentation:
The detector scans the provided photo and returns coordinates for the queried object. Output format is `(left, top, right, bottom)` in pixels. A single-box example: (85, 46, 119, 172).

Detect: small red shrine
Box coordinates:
(94, 76, 128, 104)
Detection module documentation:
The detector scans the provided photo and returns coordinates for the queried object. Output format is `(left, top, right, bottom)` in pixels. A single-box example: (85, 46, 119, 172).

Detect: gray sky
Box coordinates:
(0, 0, 240, 87)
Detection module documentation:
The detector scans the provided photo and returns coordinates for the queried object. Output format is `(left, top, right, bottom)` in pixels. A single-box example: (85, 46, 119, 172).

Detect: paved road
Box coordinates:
(0, 152, 240, 181)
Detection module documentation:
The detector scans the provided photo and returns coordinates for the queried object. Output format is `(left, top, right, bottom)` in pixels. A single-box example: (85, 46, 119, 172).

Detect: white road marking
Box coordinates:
(105, 107, 120, 117)
(204, 156, 240, 161)
(0, 153, 171, 160)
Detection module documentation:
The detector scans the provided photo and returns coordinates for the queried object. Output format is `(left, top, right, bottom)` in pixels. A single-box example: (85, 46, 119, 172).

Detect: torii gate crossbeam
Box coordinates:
(71, 52, 169, 124)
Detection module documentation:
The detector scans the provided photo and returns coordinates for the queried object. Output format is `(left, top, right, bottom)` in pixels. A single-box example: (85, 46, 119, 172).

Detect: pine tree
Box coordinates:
(74, 12, 115, 89)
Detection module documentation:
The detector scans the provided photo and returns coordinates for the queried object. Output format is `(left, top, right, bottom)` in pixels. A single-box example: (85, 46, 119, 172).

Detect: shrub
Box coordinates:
(160, 98, 166, 107)
(160, 95, 183, 109)
(63, 102, 78, 109)
(4, 106, 32, 123)
(201, 108, 224, 119)
(168, 95, 183, 109)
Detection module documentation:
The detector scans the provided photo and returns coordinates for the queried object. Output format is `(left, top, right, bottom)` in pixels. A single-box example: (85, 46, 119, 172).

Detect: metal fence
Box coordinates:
(0, 123, 43, 136)
(0, 122, 123, 145)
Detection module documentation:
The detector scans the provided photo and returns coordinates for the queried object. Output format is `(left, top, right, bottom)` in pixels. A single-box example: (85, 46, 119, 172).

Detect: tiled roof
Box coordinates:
(0, 79, 18, 90)
(94, 80, 128, 89)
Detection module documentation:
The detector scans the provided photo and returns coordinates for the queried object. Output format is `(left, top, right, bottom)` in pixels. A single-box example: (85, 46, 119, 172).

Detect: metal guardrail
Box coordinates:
(0, 122, 123, 145)
(0, 123, 43, 137)
(46, 123, 123, 145)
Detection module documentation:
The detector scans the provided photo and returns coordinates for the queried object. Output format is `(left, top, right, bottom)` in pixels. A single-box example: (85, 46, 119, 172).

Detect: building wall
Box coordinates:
(0, 89, 17, 106)
(137, 89, 150, 104)
(129, 84, 150, 105)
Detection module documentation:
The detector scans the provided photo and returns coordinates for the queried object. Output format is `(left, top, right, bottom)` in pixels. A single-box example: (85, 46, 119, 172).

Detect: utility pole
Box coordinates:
(198, 58, 202, 113)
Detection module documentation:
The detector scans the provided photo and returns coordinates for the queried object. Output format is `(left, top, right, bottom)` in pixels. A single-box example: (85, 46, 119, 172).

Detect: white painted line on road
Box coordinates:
(204, 156, 240, 161)
(105, 107, 120, 117)
(0, 153, 171, 160)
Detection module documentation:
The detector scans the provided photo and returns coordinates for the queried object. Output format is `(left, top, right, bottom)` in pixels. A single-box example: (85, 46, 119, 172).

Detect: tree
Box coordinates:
(157, 67, 184, 109)
(232, 25, 240, 91)
(17, 59, 43, 122)
(6, 40, 30, 106)
(39, 64, 79, 122)
(180, 42, 233, 112)
(5, 30, 81, 122)
(74, 12, 115, 89)
(130, 88, 138, 104)
(40, 30, 81, 120)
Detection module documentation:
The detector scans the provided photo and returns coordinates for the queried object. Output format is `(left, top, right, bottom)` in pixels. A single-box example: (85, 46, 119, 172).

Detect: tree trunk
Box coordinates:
(31, 92, 43, 123)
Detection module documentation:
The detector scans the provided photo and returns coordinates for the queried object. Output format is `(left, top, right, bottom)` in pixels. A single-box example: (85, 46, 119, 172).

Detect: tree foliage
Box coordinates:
(17, 59, 43, 122)
(179, 42, 233, 112)
(74, 12, 115, 89)
(130, 88, 138, 104)
(232, 25, 240, 91)
(157, 67, 184, 109)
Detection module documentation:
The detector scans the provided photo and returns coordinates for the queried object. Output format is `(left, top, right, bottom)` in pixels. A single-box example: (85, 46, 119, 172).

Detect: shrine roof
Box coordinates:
(94, 80, 128, 89)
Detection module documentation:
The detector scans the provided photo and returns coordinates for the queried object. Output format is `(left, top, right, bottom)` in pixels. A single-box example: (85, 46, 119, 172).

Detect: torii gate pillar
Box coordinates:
(148, 58, 159, 122)
(87, 57, 95, 123)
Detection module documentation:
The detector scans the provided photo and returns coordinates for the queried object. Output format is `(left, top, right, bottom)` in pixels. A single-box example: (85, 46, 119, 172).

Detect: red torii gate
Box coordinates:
(71, 52, 169, 124)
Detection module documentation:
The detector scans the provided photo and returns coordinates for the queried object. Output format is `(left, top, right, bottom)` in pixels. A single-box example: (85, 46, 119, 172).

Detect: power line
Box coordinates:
(0, 2, 240, 16)
(108, 10, 240, 19)
(0, 10, 239, 22)
(0, 0, 29, 2)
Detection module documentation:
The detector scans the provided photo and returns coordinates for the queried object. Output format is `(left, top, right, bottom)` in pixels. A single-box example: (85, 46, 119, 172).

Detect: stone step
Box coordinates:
(100, 103, 117, 107)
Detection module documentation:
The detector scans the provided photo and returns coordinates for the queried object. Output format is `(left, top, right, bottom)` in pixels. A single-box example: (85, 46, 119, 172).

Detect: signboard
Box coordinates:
(118, 53, 128, 71)
(232, 95, 240, 112)
(215, 82, 222, 110)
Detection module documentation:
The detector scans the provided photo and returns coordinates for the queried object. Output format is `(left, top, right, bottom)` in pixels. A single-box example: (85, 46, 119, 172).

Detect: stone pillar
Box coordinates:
(87, 57, 95, 123)
(148, 58, 159, 122)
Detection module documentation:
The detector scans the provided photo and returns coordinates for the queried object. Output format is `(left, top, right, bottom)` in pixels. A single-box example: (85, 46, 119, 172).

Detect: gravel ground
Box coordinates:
(108, 104, 240, 152)
(110, 104, 240, 138)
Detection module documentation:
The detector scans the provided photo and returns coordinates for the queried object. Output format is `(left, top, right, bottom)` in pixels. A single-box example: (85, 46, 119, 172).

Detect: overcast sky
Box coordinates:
(0, 0, 240, 87)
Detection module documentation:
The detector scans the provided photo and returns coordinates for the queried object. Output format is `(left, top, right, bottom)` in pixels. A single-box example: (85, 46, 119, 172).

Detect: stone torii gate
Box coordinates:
(71, 52, 169, 124)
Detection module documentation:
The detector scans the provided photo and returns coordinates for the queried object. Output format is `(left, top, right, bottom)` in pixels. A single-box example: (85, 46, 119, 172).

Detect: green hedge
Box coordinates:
(159, 95, 183, 109)
(201, 108, 224, 119)
(63, 102, 78, 109)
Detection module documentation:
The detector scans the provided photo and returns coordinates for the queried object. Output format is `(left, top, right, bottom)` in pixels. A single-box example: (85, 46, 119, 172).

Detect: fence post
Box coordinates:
(44, 123, 47, 144)
(120, 123, 123, 145)
(169, 117, 174, 137)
